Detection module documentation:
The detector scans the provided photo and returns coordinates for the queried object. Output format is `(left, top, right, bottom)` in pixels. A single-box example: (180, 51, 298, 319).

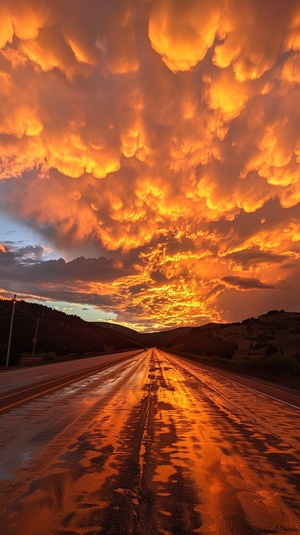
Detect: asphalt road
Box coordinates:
(0, 349, 299, 535)
(0, 350, 142, 412)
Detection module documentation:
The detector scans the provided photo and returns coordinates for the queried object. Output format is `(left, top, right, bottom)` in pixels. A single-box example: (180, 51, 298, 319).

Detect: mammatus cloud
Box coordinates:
(0, 0, 299, 329)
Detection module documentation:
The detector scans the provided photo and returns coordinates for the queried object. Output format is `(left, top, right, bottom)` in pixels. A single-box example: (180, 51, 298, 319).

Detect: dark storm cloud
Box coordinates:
(0, 247, 137, 284)
(225, 247, 287, 267)
(221, 276, 276, 290)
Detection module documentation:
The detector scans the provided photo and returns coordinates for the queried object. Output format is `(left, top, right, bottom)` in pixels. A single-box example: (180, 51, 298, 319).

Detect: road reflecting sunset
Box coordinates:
(0, 349, 299, 534)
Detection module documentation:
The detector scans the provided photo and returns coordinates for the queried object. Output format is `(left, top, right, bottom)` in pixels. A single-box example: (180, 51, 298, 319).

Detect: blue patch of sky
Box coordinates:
(0, 211, 60, 260)
(28, 298, 117, 323)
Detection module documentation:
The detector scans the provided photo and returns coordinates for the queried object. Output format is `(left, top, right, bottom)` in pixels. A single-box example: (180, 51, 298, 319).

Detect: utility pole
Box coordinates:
(6, 294, 17, 368)
(31, 317, 40, 363)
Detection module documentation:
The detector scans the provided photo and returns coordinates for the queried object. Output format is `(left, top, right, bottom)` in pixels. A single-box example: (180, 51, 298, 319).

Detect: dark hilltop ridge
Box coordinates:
(0, 300, 299, 388)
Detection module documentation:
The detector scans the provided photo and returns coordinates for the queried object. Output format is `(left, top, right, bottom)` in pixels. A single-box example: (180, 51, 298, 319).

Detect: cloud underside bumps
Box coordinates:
(0, 0, 300, 329)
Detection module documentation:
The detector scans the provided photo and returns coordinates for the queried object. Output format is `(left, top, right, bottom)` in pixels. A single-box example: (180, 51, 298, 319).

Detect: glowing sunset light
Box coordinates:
(0, 0, 299, 331)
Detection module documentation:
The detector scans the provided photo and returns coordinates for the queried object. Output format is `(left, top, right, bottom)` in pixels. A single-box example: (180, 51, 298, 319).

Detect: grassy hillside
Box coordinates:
(163, 310, 300, 388)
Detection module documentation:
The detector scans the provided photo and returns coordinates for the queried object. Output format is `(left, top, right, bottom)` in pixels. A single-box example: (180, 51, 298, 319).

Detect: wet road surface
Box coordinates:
(0, 351, 142, 412)
(0, 351, 142, 395)
(0, 349, 299, 534)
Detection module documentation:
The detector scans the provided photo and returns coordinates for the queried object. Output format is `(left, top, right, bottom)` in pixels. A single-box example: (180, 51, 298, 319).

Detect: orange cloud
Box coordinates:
(204, 68, 250, 121)
(0, 5, 14, 49)
(149, 0, 222, 73)
(214, 0, 298, 81)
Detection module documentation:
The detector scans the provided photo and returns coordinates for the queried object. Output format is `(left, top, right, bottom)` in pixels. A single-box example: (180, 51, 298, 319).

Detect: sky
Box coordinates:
(0, 0, 299, 332)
